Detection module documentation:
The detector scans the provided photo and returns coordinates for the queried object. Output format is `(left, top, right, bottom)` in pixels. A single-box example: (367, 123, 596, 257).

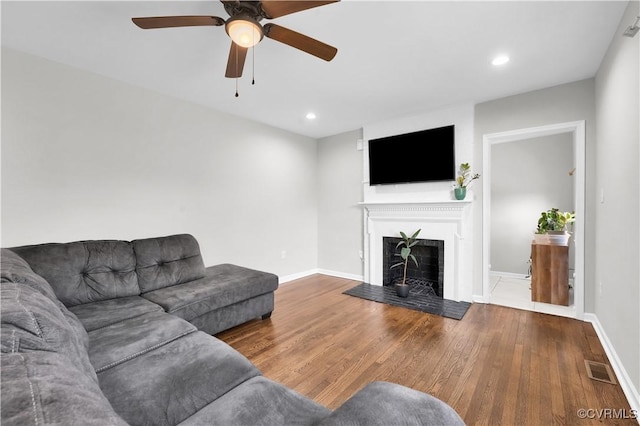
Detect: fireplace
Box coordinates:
(361, 200, 473, 302)
(382, 237, 445, 297)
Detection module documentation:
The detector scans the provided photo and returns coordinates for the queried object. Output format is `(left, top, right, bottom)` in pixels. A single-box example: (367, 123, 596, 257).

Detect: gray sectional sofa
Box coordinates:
(1, 233, 465, 425)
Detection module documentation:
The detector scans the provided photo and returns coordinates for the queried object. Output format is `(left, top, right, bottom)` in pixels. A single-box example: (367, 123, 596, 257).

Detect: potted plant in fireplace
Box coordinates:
(390, 229, 421, 298)
(454, 162, 480, 200)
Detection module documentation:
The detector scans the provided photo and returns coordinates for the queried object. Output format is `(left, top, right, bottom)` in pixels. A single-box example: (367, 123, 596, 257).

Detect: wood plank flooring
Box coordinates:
(216, 274, 635, 425)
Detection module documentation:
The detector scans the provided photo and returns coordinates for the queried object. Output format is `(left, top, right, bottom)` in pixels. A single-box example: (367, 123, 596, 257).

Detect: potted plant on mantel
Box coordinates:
(390, 229, 421, 298)
(454, 162, 480, 200)
(534, 207, 575, 245)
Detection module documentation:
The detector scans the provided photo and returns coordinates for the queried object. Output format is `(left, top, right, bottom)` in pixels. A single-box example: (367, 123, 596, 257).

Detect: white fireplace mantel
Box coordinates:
(361, 199, 474, 302)
(359, 199, 471, 210)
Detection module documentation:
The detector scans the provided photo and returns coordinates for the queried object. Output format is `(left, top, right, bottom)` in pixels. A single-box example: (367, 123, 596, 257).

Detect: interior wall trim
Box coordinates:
(482, 120, 586, 320)
(584, 313, 640, 414)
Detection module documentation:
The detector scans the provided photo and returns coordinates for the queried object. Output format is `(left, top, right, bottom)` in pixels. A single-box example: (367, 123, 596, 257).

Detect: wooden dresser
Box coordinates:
(530, 243, 569, 306)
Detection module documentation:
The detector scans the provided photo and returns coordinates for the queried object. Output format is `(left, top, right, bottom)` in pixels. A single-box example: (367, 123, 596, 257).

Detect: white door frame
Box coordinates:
(482, 121, 586, 319)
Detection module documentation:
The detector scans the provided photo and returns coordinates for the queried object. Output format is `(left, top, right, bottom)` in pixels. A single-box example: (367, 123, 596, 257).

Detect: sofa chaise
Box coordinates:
(1, 233, 465, 425)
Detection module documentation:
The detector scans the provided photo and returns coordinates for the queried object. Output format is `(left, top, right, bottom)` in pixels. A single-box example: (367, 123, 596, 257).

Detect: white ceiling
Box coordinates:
(1, 1, 629, 138)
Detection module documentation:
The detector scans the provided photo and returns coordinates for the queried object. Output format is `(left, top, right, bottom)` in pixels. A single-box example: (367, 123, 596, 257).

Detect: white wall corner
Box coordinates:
(317, 269, 364, 282)
(472, 294, 489, 304)
(279, 269, 364, 285)
(584, 313, 640, 414)
(279, 269, 320, 284)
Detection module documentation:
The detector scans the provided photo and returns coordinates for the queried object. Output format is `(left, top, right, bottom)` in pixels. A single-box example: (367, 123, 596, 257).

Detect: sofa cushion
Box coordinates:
(1, 248, 57, 302)
(88, 310, 196, 373)
(11, 240, 139, 307)
(1, 248, 90, 351)
(316, 381, 465, 426)
(179, 376, 331, 426)
(1, 352, 127, 426)
(141, 263, 278, 322)
(69, 295, 163, 332)
(58, 299, 91, 351)
(98, 331, 261, 425)
(133, 234, 206, 293)
(0, 282, 97, 383)
(189, 292, 274, 335)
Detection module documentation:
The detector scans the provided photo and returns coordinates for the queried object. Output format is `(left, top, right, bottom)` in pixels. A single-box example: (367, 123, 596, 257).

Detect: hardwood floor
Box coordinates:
(217, 274, 635, 425)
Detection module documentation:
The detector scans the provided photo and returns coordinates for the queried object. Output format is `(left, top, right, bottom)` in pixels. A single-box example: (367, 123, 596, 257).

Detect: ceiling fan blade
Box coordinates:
(263, 23, 337, 62)
(260, 1, 339, 19)
(132, 16, 225, 29)
(225, 42, 248, 78)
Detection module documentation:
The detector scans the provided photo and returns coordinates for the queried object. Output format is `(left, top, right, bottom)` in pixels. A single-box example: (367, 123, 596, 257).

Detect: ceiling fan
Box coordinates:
(132, 0, 339, 80)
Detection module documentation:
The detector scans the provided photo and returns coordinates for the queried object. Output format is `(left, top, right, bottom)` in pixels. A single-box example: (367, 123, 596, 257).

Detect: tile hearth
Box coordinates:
(343, 282, 471, 320)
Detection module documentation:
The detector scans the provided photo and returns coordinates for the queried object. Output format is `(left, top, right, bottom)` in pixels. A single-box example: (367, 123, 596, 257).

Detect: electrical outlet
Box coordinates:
(281, 250, 287, 259)
(358, 250, 363, 260)
(599, 280, 603, 295)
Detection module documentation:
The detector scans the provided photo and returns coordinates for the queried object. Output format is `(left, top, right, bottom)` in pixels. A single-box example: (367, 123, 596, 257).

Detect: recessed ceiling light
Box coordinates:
(305, 112, 317, 120)
(492, 55, 510, 66)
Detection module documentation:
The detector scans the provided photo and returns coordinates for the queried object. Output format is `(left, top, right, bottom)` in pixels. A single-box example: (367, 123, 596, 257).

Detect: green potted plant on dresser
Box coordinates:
(534, 207, 575, 245)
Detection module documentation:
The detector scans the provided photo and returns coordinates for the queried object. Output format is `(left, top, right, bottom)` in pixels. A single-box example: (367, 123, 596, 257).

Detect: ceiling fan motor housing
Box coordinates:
(222, 1, 268, 21)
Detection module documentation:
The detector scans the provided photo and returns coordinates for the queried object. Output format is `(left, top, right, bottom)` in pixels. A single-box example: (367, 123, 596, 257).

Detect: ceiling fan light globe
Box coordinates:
(226, 17, 263, 48)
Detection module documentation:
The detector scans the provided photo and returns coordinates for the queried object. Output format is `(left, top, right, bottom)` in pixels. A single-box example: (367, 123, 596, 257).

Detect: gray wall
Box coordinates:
(594, 0, 639, 393)
(490, 133, 574, 275)
(474, 78, 596, 310)
(317, 130, 364, 278)
(1, 48, 319, 278)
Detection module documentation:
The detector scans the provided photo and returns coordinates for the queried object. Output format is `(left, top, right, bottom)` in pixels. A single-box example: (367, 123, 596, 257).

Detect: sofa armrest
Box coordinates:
(318, 381, 465, 426)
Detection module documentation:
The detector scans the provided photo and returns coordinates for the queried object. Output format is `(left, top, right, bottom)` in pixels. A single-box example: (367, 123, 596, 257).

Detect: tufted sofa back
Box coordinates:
(10, 234, 205, 307)
(11, 240, 138, 307)
(132, 234, 205, 293)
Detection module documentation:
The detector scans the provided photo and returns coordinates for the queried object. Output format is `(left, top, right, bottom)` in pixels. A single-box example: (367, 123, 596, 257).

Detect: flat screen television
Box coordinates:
(368, 125, 455, 185)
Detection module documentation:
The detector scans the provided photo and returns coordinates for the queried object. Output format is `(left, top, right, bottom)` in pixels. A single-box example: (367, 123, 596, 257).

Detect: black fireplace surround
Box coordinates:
(382, 237, 445, 297)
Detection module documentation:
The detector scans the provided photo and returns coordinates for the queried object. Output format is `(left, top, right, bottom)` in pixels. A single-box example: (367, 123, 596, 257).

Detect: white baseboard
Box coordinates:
(472, 294, 489, 303)
(316, 269, 363, 282)
(490, 270, 530, 280)
(279, 269, 364, 285)
(584, 313, 640, 416)
(278, 269, 319, 284)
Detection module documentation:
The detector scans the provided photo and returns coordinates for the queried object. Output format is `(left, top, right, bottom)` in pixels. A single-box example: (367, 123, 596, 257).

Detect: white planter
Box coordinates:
(533, 232, 570, 246)
(547, 232, 571, 246)
(533, 233, 549, 244)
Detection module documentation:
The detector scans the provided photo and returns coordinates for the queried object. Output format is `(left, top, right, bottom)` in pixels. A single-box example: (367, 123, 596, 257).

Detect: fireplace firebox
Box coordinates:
(382, 237, 444, 297)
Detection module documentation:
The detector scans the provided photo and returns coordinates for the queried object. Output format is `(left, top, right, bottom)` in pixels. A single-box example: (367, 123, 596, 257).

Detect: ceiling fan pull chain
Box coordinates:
(234, 42, 240, 97)
(252, 46, 255, 85)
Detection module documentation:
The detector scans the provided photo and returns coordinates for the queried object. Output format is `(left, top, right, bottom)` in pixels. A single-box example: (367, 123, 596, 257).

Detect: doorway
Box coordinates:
(482, 121, 585, 319)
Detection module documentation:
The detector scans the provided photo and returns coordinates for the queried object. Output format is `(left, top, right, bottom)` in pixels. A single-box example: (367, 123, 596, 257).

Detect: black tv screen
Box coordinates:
(368, 125, 455, 185)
